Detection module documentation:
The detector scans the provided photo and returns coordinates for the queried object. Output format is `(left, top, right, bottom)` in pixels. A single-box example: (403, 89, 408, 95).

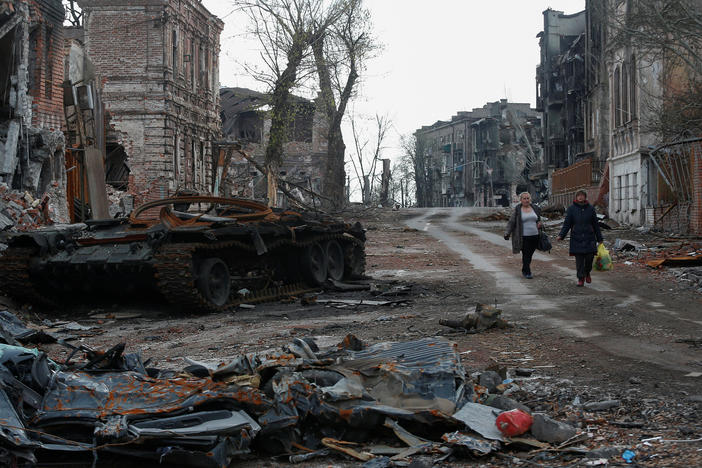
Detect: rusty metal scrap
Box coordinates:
(0, 313, 597, 466)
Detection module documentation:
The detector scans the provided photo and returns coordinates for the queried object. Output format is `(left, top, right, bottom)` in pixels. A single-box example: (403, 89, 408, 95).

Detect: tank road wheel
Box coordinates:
(344, 243, 366, 279)
(325, 240, 345, 282)
(196, 258, 231, 307)
(301, 243, 327, 286)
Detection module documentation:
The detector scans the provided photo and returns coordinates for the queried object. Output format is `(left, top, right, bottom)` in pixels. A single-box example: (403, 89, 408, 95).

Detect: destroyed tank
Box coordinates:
(0, 196, 366, 312)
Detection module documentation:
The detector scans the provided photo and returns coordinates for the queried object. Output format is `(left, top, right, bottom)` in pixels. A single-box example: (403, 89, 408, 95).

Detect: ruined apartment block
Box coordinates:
(536, 5, 611, 209)
(220, 87, 328, 205)
(1, 0, 67, 222)
(415, 100, 540, 207)
(80, 0, 223, 205)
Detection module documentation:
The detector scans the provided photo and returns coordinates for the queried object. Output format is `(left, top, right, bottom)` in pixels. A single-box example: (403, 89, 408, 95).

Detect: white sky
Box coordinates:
(202, 0, 584, 162)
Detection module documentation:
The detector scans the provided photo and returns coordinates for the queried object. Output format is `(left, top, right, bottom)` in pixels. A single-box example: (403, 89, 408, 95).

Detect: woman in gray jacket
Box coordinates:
(504, 192, 542, 279)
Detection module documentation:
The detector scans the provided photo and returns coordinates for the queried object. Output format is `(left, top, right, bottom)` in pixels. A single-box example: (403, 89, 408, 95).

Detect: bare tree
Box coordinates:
(389, 155, 415, 207)
(311, 0, 377, 210)
(604, 0, 702, 140)
(236, 0, 349, 206)
(348, 113, 390, 205)
(63, 0, 83, 26)
(400, 133, 431, 207)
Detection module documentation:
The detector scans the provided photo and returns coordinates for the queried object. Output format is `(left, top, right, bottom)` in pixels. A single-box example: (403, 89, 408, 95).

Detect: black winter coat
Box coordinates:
(558, 201, 603, 254)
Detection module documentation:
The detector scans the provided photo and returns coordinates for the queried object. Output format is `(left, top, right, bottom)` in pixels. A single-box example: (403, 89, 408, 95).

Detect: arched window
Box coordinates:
(622, 62, 630, 122)
(629, 54, 637, 119)
(613, 66, 621, 127)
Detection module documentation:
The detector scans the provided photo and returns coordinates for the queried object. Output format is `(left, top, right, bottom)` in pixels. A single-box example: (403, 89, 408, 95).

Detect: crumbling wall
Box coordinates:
(0, 0, 68, 229)
(220, 88, 329, 204)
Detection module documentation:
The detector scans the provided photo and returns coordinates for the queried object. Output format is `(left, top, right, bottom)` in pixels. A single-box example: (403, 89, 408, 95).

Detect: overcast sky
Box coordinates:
(202, 0, 584, 162)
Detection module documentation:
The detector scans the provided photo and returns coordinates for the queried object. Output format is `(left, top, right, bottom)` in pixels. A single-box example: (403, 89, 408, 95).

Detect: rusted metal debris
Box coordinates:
(645, 253, 702, 268)
(0, 196, 366, 312)
(0, 312, 588, 467)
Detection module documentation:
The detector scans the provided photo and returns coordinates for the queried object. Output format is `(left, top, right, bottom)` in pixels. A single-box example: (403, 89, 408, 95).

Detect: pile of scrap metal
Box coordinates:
(0, 312, 574, 467)
(0, 196, 366, 312)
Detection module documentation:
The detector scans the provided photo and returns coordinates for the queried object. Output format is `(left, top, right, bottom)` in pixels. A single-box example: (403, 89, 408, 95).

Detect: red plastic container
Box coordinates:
(495, 409, 533, 437)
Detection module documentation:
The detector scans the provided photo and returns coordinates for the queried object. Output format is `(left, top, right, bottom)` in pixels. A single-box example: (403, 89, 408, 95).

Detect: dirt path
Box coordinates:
(405, 208, 702, 381)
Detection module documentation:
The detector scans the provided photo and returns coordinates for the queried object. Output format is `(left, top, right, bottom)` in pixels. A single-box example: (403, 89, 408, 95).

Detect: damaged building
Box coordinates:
(78, 0, 223, 206)
(219, 87, 329, 207)
(415, 100, 540, 207)
(0, 0, 68, 227)
(536, 1, 702, 235)
(535, 7, 609, 208)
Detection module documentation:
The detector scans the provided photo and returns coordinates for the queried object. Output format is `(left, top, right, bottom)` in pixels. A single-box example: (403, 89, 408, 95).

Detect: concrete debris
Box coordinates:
(613, 238, 644, 251)
(440, 303, 510, 333)
(530, 413, 578, 444)
(106, 185, 134, 218)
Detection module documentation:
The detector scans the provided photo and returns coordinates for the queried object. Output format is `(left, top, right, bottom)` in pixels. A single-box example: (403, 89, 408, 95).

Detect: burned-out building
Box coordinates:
(79, 0, 223, 206)
(415, 100, 540, 207)
(536, 6, 612, 208)
(1, 0, 68, 225)
(219, 87, 329, 206)
(471, 101, 541, 207)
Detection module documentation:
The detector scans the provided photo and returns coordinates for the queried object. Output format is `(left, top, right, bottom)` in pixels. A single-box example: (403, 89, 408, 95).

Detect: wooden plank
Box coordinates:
(83, 147, 110, 219)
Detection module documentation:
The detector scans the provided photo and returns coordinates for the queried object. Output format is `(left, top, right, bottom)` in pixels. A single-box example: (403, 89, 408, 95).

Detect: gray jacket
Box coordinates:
(504, 204, 541, 254)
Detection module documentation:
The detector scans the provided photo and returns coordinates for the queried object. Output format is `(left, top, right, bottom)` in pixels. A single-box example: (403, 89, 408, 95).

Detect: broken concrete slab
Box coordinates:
(530, 413, 578, 444)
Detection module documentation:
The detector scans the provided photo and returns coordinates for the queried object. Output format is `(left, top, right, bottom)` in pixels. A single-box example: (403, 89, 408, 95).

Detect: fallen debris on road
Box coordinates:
(439, 303, 510, 333)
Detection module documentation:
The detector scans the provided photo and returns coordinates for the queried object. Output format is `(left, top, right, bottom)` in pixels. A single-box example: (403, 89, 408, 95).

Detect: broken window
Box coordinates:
(236, 111, 263, 143)
(629, 54, 637, 120)
(613, 65, 621, 127)
(172, 29, 178, 73)
(622, 62, 629, 122)
(44, 25, 53, 100)
(287, 104, 313, 142)
(105, 143, 129, 190)
(173, 133, 181, 185)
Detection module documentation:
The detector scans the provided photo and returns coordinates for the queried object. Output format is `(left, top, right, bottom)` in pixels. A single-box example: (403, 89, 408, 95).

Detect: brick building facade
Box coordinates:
(80, 0, 223, 204)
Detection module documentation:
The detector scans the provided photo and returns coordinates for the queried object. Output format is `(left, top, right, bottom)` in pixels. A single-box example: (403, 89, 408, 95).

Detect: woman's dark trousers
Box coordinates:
(575, 253, 595, 279)
(521, 235, 539, 275)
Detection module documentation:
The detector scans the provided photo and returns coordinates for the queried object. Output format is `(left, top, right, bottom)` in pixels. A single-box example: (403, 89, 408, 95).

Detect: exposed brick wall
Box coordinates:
(81, 0, 223, 202)
(27, 0, 64, 131)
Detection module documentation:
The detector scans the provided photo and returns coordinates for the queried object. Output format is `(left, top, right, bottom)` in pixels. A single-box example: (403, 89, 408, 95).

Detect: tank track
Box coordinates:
(0, 233, 365, 313)
(152, 234, 365, 313)
(0, 247, 56, 308)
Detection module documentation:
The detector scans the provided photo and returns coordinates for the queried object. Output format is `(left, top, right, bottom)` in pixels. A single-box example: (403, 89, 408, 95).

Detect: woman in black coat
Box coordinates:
(556, 190, 604, 287)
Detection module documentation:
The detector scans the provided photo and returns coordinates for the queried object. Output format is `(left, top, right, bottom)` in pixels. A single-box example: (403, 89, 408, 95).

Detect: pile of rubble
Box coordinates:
(106, 185, 134, 218)
(0, 310, 612, 468)
(0, 183, 54, 231)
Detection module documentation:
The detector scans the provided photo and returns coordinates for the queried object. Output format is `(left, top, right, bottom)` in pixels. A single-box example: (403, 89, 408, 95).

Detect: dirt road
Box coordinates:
(406, 207, 702, 379)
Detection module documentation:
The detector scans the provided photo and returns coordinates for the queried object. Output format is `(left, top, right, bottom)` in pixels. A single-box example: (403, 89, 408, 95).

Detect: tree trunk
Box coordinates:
(379, 158, 391, 206)
(264, 33, 308, 207)
(313, 35, 357, 211)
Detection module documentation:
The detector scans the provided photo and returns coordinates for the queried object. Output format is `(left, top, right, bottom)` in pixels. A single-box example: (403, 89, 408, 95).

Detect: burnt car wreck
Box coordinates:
(0, 320, 473, 467)
(0, 196, 366, 311)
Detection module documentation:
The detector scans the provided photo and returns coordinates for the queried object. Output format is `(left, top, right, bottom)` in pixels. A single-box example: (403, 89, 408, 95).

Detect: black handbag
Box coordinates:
(537, 228, 552, 252)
